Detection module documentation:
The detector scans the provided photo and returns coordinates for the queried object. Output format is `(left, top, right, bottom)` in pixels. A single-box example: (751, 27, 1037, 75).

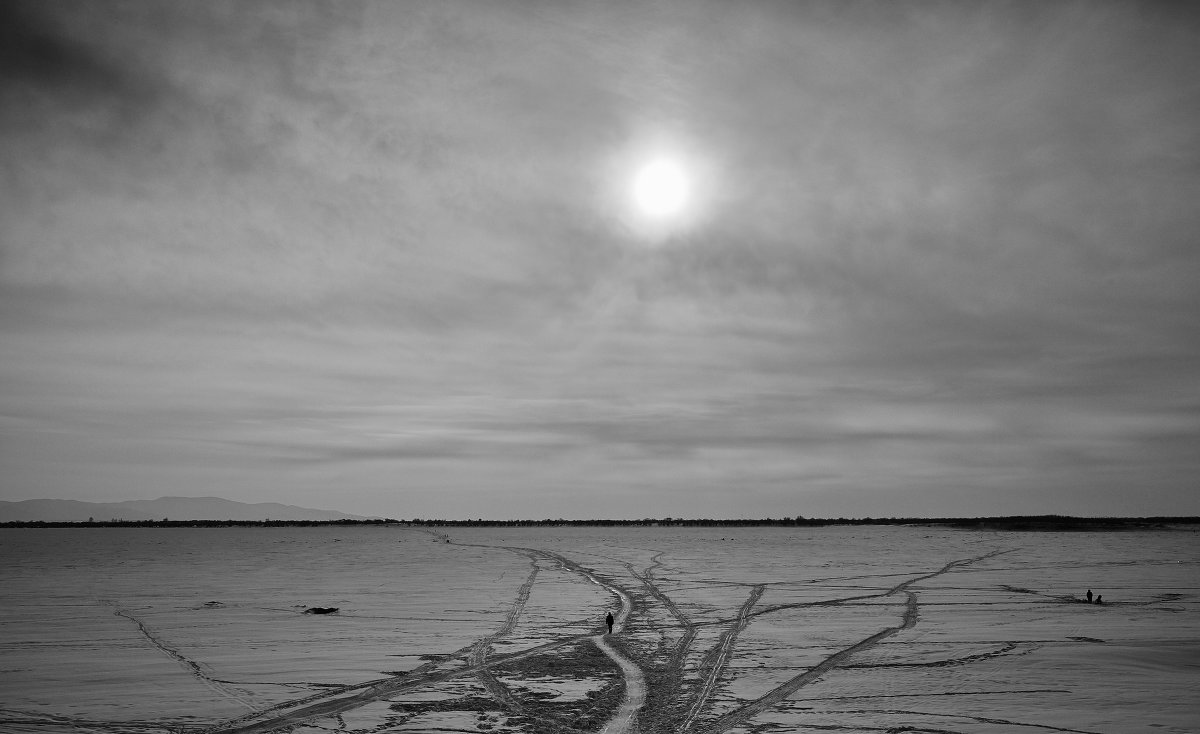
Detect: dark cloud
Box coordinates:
(0, 3, 140, 94)
(0, 1, 168, 138)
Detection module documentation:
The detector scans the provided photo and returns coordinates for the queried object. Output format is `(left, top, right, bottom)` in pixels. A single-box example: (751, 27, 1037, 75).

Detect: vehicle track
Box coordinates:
(204, 542, 1012, 734)
(464, 554, 599, 734)
(844, 707, 1109, 733)
(637, 562, 695, 653)
(491, 544, 646, 733)
(628, 556, 695, 657)
(679, 584, 765, 732)
(690, 550, 1007, 734)
(578, 563, 642, 733)
(201, 632, 595, 734)
(203, 537, 605, 734)
(426, 536, 647, 733)
(620, 556, 699, 733)
(113, 607, 256, 711)
(843, 641, 1037, 669)
(203, 533, 646, 734)
(467, 559, 540, 717)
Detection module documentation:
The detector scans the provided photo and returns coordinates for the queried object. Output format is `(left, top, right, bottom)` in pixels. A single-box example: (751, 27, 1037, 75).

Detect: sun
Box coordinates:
(631, 158, 690, 220)
(604, 137, 713, 242)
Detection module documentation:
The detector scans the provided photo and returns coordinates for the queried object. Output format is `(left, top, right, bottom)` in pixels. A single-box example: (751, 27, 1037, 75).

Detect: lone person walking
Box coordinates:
(605, 611, 614, 635)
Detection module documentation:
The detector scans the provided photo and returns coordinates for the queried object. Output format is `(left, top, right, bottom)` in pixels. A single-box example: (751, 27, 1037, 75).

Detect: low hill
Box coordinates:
(0, 496, 369, 522)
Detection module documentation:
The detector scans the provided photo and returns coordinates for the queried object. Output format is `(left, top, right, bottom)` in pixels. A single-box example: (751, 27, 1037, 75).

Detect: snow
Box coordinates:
(1, 524, 1197, 733)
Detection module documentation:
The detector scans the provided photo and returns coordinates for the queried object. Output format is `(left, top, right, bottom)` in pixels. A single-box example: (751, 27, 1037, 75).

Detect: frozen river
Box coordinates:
(1, 525, 1197, 733)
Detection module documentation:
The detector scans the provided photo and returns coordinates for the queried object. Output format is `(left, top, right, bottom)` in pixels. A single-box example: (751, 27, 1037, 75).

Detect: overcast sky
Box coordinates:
(2, 1, 1198, 519)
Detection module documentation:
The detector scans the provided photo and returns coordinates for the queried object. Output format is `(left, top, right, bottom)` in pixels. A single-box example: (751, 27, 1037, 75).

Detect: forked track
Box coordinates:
(628, 555, 699, 730)
(467, 559, 540, 717)
(450, 540, 647, 733)
(529, 549, 644, 734)
(201, 633, 593, 734)
(690, 550, 1009, 734)
(679, 584, 765, 731)
(205, 535, 643, 734)
(203, 540, 1010, 734)
(629, 556, 697, 662)
(113, 607, 256, 712)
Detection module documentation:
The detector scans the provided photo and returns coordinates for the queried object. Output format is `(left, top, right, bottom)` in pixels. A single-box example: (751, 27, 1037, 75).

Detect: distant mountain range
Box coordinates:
(0, 497, 370, 522)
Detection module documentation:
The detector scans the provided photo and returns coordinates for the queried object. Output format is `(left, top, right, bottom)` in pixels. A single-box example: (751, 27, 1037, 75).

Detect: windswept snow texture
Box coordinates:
(1, 525, 1197, 734)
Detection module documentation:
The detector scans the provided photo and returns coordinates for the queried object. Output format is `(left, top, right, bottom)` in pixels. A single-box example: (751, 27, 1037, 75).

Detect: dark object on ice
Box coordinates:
(304, 607, 339, 615)
(605, 611, 614, 634)
(203, 601, 223, 608)
(1095, 595, 1102, 604)
(1086, 589, 1093, 603)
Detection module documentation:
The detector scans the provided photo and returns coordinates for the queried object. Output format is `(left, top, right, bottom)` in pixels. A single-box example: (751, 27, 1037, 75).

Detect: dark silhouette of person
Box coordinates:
(605, 611, 614, 634)
(1086, 589, 1093, 603)
(1095, 594, 1102, 605)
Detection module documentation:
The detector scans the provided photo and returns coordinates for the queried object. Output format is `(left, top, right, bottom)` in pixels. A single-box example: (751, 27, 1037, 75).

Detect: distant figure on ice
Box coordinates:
(605, 611, 614, 634)
(1086, 589, 1093, 603)
(1095, 595, 1103, 605)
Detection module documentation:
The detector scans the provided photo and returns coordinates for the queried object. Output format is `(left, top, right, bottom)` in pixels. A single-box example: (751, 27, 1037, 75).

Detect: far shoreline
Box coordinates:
(3, 515, 1198, 531)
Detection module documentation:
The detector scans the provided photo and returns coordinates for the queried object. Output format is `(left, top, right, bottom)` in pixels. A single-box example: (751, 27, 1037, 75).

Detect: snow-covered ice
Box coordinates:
(1, 524, 1196, 733)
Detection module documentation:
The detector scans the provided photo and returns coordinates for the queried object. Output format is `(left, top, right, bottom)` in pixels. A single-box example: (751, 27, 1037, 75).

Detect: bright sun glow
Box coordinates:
(608, 138, 712, 242)
(632, 158, 689, 219)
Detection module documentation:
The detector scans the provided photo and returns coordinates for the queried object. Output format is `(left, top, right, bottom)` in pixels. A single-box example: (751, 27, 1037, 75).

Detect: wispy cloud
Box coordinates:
(2, 1, 1198, 517)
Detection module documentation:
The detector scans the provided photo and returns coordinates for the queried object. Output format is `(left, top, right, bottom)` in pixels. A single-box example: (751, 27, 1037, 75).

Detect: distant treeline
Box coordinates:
(402, 516, 1199, 530)
(2, 515, 1198, 530)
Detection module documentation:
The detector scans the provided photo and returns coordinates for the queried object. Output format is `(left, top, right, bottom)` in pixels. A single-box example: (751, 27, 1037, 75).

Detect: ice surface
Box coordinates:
(1, 524, 1197, 733)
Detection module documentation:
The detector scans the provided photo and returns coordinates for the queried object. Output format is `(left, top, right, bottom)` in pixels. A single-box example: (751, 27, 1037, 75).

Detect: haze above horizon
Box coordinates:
(2, 2, 1199, 520)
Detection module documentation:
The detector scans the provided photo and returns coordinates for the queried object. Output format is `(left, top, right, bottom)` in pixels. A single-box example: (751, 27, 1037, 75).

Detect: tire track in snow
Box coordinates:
(537, 550, 644, 734)
(628, 556, 699, 732)
(206, 535, 645, 734)
(206, 540, 577, 734)
(202, 603, 511, 734)
(679, 585, 765, 732)
(202, 633, 594, 734)
(629, 556, 696, 659)
(465, 554, 594, 734)
(113, 607, 256, 711)
(214, 537, 1007, 734)
(425, 536, 647, 732)
(798, 687, 1069, 701)
(844, 641, 1038, 669)
(502, 545, 645, 734)
(843, 707, 1111, 734)
(468, 558, 540, 717)
(691, 550, 1008, 734)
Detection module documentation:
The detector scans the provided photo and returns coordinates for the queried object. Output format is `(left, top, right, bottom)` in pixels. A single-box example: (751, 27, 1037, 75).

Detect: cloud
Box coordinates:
(2, 1, 1199, 517)
(0, 2, 164, 125)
